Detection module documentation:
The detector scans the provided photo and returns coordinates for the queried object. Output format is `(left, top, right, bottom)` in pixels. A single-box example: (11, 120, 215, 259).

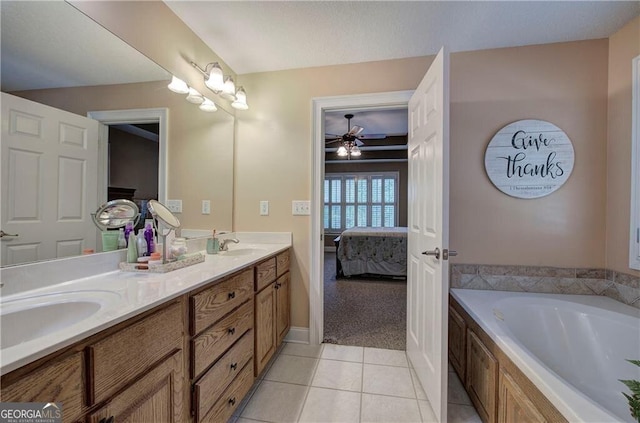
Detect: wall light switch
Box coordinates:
(292, 200, 311, 215)
(260, 200, 269, 216)
(166, 199, 182, 213)
(202, 200, 211, 215)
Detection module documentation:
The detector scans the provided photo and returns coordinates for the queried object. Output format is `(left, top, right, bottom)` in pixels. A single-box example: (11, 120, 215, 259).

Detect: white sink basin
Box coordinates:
(1, 290, 120, 349)
(219, 248, 267, 257)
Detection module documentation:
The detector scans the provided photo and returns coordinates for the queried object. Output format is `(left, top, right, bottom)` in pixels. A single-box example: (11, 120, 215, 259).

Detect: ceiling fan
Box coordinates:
(325, 114, 385, 159)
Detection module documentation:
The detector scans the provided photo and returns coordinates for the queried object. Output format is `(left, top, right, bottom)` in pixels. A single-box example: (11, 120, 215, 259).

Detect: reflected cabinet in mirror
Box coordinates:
(1, 1, 235, 266)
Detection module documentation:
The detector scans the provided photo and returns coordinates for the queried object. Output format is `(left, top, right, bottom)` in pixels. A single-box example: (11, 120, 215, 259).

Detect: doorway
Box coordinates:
(310, 91, 413, 346)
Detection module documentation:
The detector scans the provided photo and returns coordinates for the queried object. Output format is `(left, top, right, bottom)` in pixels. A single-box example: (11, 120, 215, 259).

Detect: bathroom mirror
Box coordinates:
(0, 1, 235, 266)
(92, 199, 140, 231)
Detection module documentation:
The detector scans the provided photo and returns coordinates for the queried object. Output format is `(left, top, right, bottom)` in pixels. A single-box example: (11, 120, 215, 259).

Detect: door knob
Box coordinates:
(443, 249, 458, 260)
(421, 247, 440, 260)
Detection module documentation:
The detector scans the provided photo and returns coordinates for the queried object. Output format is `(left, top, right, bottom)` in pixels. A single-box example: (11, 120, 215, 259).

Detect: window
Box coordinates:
(630, 55, 640, 270)
(324, 172, 399, 232)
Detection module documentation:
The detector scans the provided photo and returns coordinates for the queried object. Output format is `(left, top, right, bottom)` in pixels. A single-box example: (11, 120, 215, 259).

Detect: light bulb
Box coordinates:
(205, 62, 224, 92)
(167, 76, 189, 94)
(231, 86, 249, 110)
(351, 146, 361, 157)
(199, 98, 217, 112)
(186, 87, 204, 104)
(337, 146, 348, 157)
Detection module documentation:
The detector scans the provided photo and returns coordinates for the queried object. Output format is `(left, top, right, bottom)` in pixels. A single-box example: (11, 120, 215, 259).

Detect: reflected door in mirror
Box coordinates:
(1, 93, 99, 265)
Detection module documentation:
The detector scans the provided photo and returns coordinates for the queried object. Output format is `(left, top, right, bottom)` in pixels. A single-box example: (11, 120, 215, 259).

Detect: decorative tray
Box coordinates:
(119, 252, 205, 273)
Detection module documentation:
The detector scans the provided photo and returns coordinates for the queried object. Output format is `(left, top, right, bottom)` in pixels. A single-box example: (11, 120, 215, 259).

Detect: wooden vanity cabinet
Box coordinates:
(448, 305, 466, 381)
(498, 368, 548, 423)
(254, 249, 291, 376)
(189, 268, 255, 423)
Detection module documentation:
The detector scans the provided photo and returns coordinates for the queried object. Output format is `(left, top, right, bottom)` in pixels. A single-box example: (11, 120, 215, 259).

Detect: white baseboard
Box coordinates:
(284, 326, 309, 344)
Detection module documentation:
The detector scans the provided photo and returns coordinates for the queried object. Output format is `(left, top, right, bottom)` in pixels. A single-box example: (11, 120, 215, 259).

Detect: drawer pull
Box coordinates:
(99, 417, 115, 423)
(230, 362, 238, 370)
(228, 291, 236, 299)
(275, 283, 280, 289)
(228, 327, 236, 335)
(229, 397, 236, 406)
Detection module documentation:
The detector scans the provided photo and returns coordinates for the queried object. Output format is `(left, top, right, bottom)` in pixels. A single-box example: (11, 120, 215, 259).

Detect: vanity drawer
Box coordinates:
(276, 250, 290, 278)
(191, 299, 254, 379)
(194, 331, 254, 422)
(191, 269, 253, 335)
(255, 257, 277, 292)
(1, 352, 84, 423)
(200, 360, 255, 423)
(88, 301, 183, 404)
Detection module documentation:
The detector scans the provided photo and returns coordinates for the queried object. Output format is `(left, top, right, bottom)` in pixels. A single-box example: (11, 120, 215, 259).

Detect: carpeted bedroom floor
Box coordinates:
(323, 252, 406, 350)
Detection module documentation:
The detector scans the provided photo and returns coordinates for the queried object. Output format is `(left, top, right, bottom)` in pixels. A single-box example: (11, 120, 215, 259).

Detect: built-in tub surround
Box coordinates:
(0, 232, 291, 375)
(452, 289, 640, 423)
(451, 263, 640, 308)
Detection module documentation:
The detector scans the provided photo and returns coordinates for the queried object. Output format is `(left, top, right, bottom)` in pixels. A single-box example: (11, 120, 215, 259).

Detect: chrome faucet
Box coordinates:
(219, 238, 239, 251)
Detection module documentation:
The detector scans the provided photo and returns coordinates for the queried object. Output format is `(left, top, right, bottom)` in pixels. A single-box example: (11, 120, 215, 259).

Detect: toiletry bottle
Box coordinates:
(127, 233, 138, 263)
(144, 223, 155, 254)
(136, 229, 147, 257)
(117, 228, 126, 249)
(124, 221, 134, 247)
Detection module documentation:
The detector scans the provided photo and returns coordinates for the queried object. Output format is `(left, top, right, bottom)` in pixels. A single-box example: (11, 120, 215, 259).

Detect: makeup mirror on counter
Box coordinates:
(0, 1, 235, 266)
(148, 200, 180, 264)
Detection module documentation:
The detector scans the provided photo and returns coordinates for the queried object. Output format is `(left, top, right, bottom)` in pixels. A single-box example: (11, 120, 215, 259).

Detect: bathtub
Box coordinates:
(450, 289, 640, 423)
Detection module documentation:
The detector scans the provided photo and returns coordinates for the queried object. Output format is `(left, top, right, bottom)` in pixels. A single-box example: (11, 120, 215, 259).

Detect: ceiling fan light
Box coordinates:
(351, 146, 362, 157)
(337, 146, 348, 157)
(167, 75, 189, 94)
(205, 62, 224, 92)
(231, 86, 249, 110)
(186, 87, 204, 104)
(199, 97, 218, 112)
(221, 76, 236, 101)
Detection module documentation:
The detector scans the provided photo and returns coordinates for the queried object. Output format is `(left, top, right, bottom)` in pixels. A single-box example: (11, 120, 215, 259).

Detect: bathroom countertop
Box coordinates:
(0, 238, 291, 375)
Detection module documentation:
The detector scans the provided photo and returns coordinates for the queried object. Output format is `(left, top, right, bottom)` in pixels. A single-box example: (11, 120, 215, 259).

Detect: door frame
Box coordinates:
(309, 91, 413, 345)
(87, 108, 168, 205)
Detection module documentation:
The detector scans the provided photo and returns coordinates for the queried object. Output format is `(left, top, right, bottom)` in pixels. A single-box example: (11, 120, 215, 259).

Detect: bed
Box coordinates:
(335, 227, 407, 278)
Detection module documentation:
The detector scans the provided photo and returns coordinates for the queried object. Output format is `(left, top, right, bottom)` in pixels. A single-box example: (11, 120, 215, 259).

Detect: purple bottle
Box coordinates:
(124, 221, 134, 247)
(144, 223, 155, 255)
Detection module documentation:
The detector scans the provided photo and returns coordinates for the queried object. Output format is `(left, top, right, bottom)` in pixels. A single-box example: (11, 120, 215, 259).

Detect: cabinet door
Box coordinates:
(87, 351, 186, 423)
(448, 305, 466, 381)
(1, 352, 84, 423)
(254, 282, 276, 376)
(275, 272, 290, 346)
(498, 368, 547, 423)
(466, 329, 498, 423)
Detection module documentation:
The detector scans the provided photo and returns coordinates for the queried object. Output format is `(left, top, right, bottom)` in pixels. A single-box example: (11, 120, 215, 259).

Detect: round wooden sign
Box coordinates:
(484, 119, 574, 199)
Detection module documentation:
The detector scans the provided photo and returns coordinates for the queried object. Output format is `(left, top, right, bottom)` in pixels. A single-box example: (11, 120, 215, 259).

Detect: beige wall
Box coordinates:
(15, 81, 235, 232)
(606, 16, 640, 277)
(450, 40, 609, 268)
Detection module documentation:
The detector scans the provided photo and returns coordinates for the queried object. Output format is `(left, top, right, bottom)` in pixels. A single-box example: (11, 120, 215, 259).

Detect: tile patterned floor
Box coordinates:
(231, 343, 482, 423)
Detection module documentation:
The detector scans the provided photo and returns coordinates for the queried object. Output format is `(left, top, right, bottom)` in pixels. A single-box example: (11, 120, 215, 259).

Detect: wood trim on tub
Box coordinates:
(449, 295, 568, 423)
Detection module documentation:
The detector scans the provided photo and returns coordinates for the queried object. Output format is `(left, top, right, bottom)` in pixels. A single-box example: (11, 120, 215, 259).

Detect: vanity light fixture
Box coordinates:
(167, 76, 189, 94)
(199, 98, 217, 112)
(190, 61, 249, 110)
(185, 87, 204, 104)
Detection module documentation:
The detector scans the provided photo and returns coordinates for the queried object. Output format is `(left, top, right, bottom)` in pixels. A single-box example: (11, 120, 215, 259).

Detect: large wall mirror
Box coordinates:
(1, 1, 235, 266)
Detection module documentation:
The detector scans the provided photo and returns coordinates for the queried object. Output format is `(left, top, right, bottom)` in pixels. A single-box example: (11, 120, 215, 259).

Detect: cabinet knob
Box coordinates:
(228, 397, 236, 406)
(275, 283, 280, 289)
(228, 291, 236, 299)
(99, 417, 115, 423)
(230, 362, 238, 370)
(228, 327, 236, 335)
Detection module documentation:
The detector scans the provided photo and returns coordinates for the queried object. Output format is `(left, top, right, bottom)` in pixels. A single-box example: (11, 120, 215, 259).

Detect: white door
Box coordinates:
(1, 93, 99, 265)
(406, 47, 450, 422)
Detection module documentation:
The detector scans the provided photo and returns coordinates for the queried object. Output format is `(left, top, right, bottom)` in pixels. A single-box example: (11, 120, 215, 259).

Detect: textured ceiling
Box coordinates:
(165, 1, 639, 75)
(1, 1, 170, 92)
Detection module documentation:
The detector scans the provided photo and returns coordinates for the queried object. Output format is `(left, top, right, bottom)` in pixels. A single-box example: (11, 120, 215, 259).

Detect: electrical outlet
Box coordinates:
(292, 200, 310, 215)
(166, 199, 182, 213)
(260, 200, 269, 216)
(202, 200, 211, 215)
